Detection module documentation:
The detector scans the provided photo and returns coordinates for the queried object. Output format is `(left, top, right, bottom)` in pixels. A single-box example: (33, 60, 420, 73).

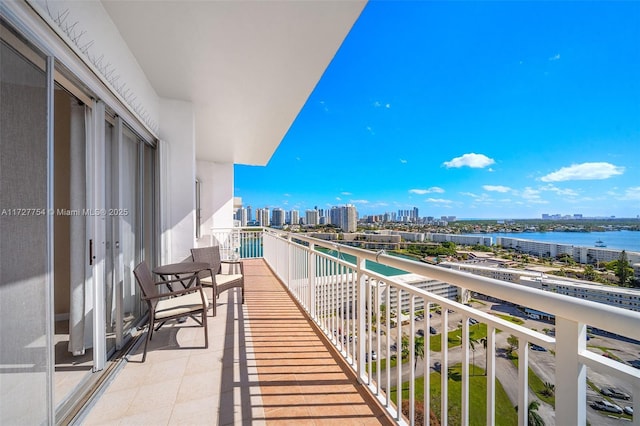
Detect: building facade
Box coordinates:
(0, 1, 364, 423)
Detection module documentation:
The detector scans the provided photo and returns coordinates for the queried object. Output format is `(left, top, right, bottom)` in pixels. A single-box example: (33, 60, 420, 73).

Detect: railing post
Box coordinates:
(357, 257, 366, 383)
(555, 317, 587, 425)
(517, 338, 529, 426)
(308, 242, 315, 298)
(441, 308, 448, 426)
(308, 237, 315, 319)
(486, 326, 496, 426)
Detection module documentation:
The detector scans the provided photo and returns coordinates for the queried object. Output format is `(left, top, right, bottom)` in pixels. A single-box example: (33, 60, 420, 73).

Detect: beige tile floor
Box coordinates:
(80, 259, 393, 426)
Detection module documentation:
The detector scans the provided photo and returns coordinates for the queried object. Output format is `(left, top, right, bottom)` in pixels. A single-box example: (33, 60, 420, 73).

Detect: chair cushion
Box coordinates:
(155, 291, 209, 320)
(215, 274, 243, 286)
(200, 276, 213, 285)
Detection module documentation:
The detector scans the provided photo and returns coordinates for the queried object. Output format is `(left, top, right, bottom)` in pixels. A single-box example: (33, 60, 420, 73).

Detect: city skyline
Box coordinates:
(234, 1, 640, 219)
(239, 202, 631, 224)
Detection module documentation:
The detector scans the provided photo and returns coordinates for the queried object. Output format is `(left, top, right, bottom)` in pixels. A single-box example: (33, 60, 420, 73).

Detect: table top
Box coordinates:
(152, 262, 210, 275)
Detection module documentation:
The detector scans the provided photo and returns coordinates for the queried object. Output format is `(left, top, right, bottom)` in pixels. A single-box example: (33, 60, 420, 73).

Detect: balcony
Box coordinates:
(79, 229, 639, 425)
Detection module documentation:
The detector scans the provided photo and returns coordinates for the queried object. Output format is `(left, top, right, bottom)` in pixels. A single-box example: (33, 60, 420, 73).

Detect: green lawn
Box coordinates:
(430, 323, 488, 352)
(511, 357, 555, 407)
(390, 363, 517, 425)
(492, 313, 525, 325)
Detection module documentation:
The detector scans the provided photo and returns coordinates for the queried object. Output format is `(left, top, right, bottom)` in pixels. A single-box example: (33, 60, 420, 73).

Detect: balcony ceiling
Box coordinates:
(101, 1, 366, 166)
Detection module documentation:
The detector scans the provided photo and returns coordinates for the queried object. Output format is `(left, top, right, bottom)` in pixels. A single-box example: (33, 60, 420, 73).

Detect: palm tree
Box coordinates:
(506, 334, 519, 359)
(515, 400, 545, 426)
(480, 337, 488, 375)
(527, 400, 545, 426)
(541, 382, 555, 397)
(400, 334, 425, 371)
(468, 336, 479, 375)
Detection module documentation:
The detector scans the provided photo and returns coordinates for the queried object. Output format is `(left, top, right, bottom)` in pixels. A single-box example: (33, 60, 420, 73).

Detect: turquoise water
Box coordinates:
(318, 248, 408, 276)
(462, 230, 640, 252)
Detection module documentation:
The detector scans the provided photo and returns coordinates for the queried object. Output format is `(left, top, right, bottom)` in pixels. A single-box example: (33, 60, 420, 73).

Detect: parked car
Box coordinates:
(600, 387, 631, 400)
(469, 318, 479, 325)
(370, 350, 377, 361)
(417, 329, 424, 337)
(529, 343, 547, 352)
(390, 343, 397, 352)
(623, 406, 633, 415)
(429, 326, 437, 335)
(433, 361, 441, 372)
(591, 400, 623, 414)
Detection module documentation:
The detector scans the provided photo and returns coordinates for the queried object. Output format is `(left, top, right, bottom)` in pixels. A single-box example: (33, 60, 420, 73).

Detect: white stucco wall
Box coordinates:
(195, 161, 235, 247)
(159, 100, 196, 263)
(31, 0, 160, 133)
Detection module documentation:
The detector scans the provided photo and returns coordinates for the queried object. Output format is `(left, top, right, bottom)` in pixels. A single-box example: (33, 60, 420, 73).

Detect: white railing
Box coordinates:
(260, 228, 640, 426)
(209, 227, 263, 260)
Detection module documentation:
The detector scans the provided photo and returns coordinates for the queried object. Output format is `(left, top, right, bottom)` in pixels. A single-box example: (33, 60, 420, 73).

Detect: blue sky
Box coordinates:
(235, 1, 640, 220)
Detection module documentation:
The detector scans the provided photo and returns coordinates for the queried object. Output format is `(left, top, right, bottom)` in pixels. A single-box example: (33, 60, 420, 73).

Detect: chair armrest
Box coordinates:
(154, 276, 199, 287)
(141, 284, 205, 301)
(221, 260, 244, 274)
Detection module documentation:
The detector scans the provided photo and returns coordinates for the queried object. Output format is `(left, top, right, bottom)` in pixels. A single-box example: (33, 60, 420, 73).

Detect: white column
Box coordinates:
(555, 317, 587, 425)
(158, 99, 195, 263)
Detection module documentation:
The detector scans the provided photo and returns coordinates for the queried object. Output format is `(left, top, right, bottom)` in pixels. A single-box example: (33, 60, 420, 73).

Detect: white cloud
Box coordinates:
(400, 159, 407, 164)
(483, 185, 511, 193)
(341, 192, 352, 196)
(283, 193, 291, 197)
(443, 153, 496, 169)
(385, 103, 391, 109)
(540, 162, 625, 182)
(540, 184, 579, 197)
(460, 192, 479, 198)
(373, 101, 381, 107)
(410, 187, 445, 195)
(335, 197, 342, 201)
(623, 186, 640, 200)
(521, 187, 544, 201)
(426, 198, 453, 204)
(549, 53, 561, 61)
(351, 199, 370, 204)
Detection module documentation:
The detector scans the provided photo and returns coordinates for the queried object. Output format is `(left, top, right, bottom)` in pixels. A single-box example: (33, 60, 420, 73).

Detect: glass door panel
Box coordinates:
(0, 26, 50, 425)
(104, 120, 117, 356)
(119, 126, 142, 338)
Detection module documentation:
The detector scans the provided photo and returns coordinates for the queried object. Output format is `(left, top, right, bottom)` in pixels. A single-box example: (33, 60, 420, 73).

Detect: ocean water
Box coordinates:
(463, 230, 640, 252)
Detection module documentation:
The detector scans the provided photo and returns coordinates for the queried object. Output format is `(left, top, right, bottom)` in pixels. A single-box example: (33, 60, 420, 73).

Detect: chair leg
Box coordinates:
(202, 308, 208, 349)
(142, 320, 153, 362)
(212, 286, 217, 317)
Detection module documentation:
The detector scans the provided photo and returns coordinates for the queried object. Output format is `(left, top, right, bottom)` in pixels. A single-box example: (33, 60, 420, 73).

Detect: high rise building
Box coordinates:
(329, 205, 357, 232)
(256, 208, 270, 227)
(246, 205, 253, 222)
(235, 207, 248, 226)
(290, 209, 299, 225)
(271, 208, 285, 227)
(305, 209, 319, 226)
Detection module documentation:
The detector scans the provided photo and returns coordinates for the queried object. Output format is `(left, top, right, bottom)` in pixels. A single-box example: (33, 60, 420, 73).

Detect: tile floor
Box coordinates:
(80, 259, 393, 425)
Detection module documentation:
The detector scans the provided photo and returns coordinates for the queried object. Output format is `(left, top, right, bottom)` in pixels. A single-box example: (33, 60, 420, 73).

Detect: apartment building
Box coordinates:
(443, 262, 640, 313)
(271, 208, 285, 227)
(427, 233, 493, 247)
(497, 236, 640, 269)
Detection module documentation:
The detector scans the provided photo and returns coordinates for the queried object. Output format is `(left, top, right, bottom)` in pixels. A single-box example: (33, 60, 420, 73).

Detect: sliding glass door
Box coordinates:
(107, 121, 155, 349)
(1, 16, 157, 425)
(0, 25, 51, 424)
